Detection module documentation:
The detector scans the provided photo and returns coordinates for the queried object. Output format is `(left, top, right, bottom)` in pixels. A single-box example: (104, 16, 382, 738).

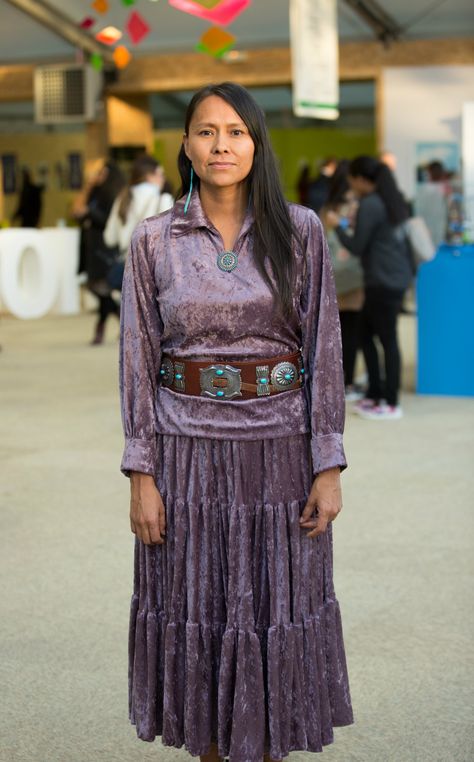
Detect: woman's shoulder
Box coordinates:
(288, 201, 320, 225)
(287, 202, 325, 244)
(360, 192, 385, 215)
(130, 205, 174, 244)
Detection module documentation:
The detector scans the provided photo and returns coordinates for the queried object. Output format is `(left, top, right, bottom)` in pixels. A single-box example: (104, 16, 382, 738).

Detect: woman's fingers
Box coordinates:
(299, 499, 317, 524)
(305, 512, 329, 538)
(129, 476, 166, 545)
(158, 503, 166, 537)
(300, 501, 340, 538)
(300, 468, 342, 538)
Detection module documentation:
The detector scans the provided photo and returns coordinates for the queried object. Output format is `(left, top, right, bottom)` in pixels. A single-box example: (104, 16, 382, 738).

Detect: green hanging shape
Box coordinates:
(90, 52, 103, 71)
(121, 0, 136, 6)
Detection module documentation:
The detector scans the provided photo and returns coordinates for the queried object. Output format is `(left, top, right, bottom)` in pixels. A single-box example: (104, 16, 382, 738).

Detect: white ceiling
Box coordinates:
(0, 0, 473, 64)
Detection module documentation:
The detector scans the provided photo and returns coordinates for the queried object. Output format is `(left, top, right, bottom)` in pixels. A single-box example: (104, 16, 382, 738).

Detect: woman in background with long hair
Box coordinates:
(73, 161, 125, 345)
(104, 154, 173, 259)
(327, 155, 412, 419)
(320, 160, 364, 400)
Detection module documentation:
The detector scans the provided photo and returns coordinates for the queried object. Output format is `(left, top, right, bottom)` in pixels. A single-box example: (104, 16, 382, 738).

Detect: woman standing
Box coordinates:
(104, 154, 173, 263)
(73, 161, 125, 345)
(327, 156, 412, 420)
(120, 83, 353, 762)
(320, 160, 364, 400)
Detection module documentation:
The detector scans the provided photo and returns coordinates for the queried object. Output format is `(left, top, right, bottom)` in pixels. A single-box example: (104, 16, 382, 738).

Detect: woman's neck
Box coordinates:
(199, 183, 249, 230)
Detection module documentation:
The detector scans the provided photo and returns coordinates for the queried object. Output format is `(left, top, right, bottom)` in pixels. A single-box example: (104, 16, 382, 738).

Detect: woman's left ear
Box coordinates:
(183, 134, 189, 160)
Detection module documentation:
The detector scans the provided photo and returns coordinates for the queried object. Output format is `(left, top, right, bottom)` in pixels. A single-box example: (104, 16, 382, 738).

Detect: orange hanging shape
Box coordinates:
(114, 46, 132, 69)
(197, 26, 236, 58)
(92, 0, 109, 14)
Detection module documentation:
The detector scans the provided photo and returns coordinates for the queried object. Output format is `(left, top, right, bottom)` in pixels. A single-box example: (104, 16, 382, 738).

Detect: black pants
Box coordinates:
(360, 287, 404, 406)
(98, 294, 120, 325)
(339, 310, 361, 387)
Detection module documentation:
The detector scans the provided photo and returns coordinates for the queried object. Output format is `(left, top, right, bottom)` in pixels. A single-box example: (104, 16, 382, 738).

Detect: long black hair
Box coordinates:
(177, 82, 297, 317)
(93, 161, 126, 212)
(325, 159, 350, 209)
(349, 155, 409, 226)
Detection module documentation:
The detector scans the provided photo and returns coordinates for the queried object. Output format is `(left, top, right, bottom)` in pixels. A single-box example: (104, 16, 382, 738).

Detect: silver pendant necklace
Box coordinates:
(216, 250, 239, 272)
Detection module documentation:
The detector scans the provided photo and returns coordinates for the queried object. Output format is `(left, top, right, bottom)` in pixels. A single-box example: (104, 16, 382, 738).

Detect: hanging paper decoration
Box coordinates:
(80, 17, 96, 30)
(90, 52, 104, 71)
(96, 26, 123, 45)
(187, 0, 222, 7)
(197, 26, 236, 58)
(126, 11, 151, 45)
(114, 46, 132, 69)
(168, 0, 251, 26)
(290, 0, 339, 120)
(121, 0, 136, 5)
(92, 0, 109, 14)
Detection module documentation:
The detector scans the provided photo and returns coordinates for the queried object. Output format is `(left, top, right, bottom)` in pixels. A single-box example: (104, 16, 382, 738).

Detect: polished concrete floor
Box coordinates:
(0, 311, 473, 762)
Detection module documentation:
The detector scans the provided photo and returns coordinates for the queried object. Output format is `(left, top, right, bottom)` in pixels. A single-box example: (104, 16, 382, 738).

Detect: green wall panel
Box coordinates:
(269, 127, 376, 202)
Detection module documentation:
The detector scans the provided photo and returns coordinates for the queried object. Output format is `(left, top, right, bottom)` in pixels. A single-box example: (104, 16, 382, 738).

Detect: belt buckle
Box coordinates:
(200, 364, 242, 400)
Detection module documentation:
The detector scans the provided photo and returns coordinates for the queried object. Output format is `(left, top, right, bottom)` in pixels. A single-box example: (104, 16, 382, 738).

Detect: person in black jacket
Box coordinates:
(73, 161, 125, 345)
(12, 168, 43, 227)
(326, 156, 412, 420)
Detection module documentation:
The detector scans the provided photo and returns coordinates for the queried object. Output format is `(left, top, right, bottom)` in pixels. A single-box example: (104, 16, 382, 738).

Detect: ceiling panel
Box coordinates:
(1, 0, 472, 65)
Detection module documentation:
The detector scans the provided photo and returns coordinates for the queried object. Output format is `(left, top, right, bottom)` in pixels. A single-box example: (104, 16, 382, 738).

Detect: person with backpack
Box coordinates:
(326, 156, 412, 420)
(104, 154, 174, 288)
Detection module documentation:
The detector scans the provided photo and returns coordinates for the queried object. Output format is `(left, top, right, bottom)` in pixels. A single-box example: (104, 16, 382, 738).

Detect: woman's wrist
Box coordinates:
(130, 471, 155, 485)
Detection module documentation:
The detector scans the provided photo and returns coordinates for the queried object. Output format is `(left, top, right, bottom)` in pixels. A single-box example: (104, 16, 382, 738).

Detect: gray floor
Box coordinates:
(0, 311, 473, 762)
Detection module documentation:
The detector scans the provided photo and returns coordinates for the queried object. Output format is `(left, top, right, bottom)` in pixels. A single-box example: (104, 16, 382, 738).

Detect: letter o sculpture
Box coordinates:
(0, 230, 60, 319)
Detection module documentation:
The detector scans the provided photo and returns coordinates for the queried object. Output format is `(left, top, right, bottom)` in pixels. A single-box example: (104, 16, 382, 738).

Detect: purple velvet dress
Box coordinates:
(119, 190, 353, 762)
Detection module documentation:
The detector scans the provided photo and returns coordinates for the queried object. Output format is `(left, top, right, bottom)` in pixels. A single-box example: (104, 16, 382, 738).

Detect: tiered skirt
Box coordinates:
(129, 433, 353, 762)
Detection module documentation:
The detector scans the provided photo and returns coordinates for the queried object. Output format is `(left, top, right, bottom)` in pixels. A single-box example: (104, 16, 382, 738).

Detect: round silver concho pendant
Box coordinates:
(271, 361, 297, 391)
(217, 250, 239, 272)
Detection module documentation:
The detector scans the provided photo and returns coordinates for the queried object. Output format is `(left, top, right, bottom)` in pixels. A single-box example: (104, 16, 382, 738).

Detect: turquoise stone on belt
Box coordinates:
(217, 250, 238, 272)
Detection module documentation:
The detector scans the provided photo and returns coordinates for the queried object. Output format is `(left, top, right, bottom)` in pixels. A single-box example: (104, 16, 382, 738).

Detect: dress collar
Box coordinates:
(170, 188, 254, 240)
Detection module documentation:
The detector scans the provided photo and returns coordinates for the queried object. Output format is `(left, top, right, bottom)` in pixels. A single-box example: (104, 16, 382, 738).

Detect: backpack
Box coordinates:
(403, 216, 436, 271)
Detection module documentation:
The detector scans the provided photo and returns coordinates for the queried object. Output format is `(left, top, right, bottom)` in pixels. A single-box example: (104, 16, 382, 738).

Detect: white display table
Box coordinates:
(0, 228, 80, 319)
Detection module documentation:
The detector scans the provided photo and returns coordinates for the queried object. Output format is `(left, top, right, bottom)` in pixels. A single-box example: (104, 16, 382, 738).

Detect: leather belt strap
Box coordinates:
(160, 350, 304, 400)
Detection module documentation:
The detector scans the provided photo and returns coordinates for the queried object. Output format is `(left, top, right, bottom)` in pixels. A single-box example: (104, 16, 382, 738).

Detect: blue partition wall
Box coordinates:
(417, 244, 474, 397)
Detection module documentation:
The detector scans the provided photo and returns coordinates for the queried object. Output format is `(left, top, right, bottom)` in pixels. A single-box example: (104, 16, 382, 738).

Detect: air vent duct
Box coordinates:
(34, 64, 101, 124)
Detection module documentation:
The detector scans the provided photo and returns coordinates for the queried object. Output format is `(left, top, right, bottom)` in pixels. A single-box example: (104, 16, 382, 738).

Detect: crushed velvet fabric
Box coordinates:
(120, 191, 353, 760)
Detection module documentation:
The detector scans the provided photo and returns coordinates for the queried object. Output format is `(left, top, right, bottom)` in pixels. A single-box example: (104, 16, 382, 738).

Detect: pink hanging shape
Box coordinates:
(168, 0, 251, 27)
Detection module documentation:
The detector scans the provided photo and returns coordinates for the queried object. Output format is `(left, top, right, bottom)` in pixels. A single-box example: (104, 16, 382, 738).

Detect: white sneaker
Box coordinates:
(345, 385, 365, 402)
(356, 403, 403, 420)
(352, 398, 377, 414)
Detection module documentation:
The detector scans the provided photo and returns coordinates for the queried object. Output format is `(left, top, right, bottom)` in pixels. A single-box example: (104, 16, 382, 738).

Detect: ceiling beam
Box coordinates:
(1, 38, 474, 102)
(342, 0, 403, 42)
(4, 0, 115, 64)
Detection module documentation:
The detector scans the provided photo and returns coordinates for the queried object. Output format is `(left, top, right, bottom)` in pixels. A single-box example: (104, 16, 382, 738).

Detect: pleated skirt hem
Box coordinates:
(128, 434, 353, 762)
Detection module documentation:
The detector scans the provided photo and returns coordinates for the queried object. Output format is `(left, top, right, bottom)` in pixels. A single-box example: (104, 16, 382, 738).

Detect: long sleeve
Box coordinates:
(335, 194, 383, 258)
(299, 211, 347, 475)
(119, 220, 163, 476)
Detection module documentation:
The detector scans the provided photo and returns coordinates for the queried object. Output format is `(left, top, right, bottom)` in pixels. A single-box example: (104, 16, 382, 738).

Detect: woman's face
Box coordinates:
(348, 174, 375, 197)
(183, 95, 255, 191)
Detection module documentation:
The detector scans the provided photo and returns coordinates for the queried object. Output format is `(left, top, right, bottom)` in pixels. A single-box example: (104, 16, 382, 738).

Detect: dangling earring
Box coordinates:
(184, 166, 194, 215)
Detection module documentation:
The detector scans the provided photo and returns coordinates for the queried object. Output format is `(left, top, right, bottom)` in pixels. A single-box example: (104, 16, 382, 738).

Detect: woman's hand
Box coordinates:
(130, 472, 166, 545)
(299, 467, 342, 538)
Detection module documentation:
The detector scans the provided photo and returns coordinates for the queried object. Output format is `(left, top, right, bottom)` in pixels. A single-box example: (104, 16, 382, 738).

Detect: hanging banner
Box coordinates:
(290, 0, 339, 120)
